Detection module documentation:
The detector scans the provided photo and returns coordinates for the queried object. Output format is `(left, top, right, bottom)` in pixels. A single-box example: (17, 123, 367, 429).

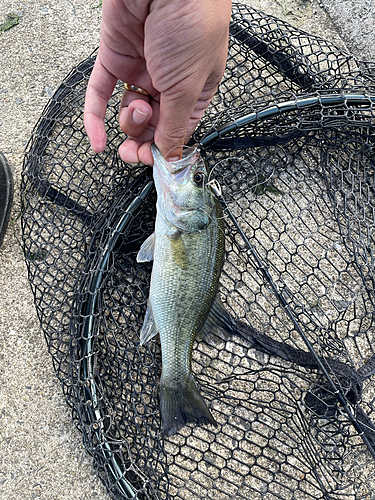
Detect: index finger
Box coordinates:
(84, 58, 118, 153)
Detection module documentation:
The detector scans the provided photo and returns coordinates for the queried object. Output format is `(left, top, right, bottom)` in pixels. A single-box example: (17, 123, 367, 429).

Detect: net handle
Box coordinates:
(200, 93, 375, 149)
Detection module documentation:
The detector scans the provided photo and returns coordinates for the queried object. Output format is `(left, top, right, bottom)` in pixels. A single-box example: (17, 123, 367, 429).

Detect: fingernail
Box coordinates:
(166, 156, 180, 163)
(132, 107, 149, 125)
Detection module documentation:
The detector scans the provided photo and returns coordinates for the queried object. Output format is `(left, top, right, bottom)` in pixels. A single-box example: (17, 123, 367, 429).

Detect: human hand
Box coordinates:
(84, 0, 231, 165)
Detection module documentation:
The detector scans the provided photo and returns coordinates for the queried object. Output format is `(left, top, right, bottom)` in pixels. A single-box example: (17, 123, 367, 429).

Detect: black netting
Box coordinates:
(21, 4, 375, 500)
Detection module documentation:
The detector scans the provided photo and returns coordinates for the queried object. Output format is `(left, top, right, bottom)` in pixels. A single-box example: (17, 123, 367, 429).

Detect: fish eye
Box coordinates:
(193, 171, 205, 187)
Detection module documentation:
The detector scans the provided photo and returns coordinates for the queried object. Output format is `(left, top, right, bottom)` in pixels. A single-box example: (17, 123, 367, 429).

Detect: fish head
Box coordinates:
(152, 144, 215, 233)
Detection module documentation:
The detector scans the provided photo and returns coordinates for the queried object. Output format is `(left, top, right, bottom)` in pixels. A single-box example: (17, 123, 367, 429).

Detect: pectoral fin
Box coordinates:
(169, 233, 189, 270)
(139, 302, 158, 345)
(137, 233, 155, 262)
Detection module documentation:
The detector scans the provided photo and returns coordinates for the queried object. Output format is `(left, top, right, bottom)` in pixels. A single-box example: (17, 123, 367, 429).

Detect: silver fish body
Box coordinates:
(137, 144, 231, 436)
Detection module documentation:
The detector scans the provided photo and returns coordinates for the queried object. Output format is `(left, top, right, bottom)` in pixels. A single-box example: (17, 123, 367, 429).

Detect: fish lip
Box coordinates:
(151, 143, 201, 174)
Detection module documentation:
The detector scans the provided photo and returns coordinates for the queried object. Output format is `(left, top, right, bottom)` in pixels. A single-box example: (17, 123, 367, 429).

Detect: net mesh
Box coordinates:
(21, 4, 375, 499)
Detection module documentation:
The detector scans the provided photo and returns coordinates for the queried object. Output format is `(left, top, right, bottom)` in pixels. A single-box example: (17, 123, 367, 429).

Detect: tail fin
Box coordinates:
(160, 375, 217, 437)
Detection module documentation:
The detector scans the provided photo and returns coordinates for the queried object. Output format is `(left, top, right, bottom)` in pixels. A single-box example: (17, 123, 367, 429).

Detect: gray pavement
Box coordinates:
(0, 1, 373, 499)
(319, 0, 375, 60)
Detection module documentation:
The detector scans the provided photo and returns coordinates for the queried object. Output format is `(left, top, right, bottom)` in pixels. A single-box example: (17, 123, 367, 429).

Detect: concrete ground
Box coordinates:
(319, 0, 375, 61)
(0, 1, 373, 499)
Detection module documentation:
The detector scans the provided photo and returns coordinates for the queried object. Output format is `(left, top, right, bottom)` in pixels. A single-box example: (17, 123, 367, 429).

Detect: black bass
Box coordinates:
(137, 144, 232, 436)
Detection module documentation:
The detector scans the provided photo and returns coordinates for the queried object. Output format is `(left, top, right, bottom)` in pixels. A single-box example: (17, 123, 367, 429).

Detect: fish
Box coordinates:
(137, 143, 234, 437)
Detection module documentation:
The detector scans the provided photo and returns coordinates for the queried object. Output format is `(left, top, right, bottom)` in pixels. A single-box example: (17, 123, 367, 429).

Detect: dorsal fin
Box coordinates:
(201, 294, 236, 340)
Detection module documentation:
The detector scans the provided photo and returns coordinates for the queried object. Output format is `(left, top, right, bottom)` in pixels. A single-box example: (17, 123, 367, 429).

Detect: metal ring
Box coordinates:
(124, 82, 149, 96)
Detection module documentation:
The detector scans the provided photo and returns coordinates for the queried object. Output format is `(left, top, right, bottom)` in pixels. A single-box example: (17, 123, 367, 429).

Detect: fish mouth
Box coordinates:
(151, 143, 201, 175)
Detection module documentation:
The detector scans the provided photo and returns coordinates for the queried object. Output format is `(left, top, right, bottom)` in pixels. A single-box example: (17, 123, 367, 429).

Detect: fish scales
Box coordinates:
(151, 201, 224, 384)
(137, 144, 232, 436)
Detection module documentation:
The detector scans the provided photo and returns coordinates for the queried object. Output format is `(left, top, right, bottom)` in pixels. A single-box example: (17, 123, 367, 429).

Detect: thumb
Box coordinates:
(153, 89, 198, 161)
